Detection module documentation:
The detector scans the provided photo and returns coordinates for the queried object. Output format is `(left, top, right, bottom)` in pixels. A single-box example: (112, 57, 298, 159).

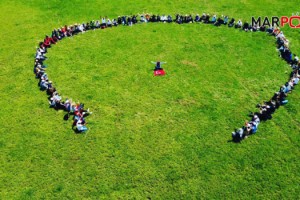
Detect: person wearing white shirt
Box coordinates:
(235, 19, 242, 28)
(107, 19, 112, 27)
(101, 17, 107, 27)
(140, 14, 147, 22)
(76, 119, 88, 132)
(161, 15, 167, 22)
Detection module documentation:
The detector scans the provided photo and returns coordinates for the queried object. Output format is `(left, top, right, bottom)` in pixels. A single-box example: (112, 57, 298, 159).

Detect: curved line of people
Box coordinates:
(42, 13, 264, 31)
(232, 27, 299, 142)
(34, 37, 92, 133)
(33, 13, 297, 135)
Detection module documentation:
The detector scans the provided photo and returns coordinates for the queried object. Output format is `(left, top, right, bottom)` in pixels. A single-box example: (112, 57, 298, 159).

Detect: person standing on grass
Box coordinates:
(151, 61, 167, 70)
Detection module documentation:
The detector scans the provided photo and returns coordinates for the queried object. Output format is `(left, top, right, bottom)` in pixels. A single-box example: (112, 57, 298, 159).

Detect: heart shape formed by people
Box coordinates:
(33, 14, 299, 142)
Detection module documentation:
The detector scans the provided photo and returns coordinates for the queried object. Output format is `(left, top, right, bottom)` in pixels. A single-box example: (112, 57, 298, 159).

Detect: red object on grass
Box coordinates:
(154, 69, 166, 76)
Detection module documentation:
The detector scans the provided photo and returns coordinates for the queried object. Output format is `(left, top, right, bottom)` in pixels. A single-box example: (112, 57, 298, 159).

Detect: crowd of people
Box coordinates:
(34, 38, 92, 133)
(33, 13, 297, 136)
(232, 27, 299, 142)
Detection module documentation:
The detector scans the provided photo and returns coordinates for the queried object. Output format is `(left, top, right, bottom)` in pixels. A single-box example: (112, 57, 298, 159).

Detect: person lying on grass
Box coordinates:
(151, 61, 167, 70)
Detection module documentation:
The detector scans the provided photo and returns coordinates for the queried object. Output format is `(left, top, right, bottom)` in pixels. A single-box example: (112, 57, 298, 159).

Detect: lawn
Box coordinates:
(0, 0, 300, 199)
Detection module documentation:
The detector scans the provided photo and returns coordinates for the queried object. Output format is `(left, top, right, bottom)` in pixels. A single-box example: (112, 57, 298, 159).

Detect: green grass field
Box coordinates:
(1, 0, 300, 199)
